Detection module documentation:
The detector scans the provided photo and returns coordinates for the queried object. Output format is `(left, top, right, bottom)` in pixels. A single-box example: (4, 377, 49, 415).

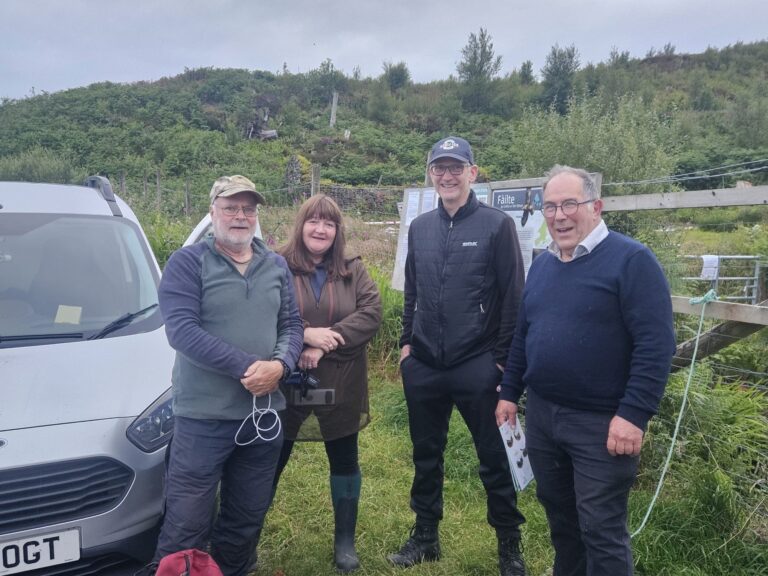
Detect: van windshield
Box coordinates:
(0, 214, 162, 345)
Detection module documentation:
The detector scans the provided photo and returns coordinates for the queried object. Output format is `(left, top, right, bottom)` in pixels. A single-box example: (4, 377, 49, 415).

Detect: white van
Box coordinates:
(0, 177, 174, 575)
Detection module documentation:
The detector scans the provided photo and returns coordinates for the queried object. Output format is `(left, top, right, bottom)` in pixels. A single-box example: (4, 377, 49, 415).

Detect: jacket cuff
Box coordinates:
(498, 384, 522, 404)
(616, 404, 653, 431)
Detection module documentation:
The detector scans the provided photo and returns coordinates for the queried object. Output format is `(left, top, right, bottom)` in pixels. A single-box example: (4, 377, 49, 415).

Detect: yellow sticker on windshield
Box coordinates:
(54, 305, 82, 324)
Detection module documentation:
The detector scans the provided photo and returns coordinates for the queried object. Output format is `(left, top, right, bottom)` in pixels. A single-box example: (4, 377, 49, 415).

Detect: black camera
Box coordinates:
(285, 370, 319, 398)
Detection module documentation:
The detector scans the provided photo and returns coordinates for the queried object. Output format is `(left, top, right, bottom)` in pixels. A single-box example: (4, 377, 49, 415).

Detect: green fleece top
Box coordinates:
(159, 237, 303, 420)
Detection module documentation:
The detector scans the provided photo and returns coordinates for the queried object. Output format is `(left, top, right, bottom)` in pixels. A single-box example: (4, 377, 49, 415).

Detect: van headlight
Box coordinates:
(126, 388, 174, 452)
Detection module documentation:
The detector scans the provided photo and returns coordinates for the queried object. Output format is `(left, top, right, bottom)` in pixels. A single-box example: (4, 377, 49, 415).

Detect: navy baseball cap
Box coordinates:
(429, 136, 474, 165)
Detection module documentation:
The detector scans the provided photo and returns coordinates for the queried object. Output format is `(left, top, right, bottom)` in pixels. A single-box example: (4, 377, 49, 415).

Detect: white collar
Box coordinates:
(547, 220, 608, 262)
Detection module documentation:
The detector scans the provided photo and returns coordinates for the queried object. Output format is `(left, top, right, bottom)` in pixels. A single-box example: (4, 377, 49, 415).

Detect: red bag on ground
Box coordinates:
(155, 548, 224, 576)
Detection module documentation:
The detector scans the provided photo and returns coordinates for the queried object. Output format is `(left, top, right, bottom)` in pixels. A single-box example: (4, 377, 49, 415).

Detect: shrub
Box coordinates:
(368, 266, 403, 367)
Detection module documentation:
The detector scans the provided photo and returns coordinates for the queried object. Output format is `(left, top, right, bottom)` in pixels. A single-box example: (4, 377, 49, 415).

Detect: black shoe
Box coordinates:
(498, 534, 526, 576)
(387, 524, 440, 567)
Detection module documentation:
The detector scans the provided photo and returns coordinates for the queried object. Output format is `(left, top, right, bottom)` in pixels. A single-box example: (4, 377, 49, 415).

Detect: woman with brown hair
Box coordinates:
(275, 194, 381, 572)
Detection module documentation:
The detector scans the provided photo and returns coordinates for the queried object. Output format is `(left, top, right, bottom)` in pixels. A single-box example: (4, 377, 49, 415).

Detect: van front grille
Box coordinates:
(0, 457, 133, 534)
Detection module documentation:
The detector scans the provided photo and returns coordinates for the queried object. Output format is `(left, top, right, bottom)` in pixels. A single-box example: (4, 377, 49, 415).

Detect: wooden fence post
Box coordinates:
(330, 91, 338, 128)
(184, 179, 191, 217)
(156, 170, 161, 210)
(311, 164, 320, 197)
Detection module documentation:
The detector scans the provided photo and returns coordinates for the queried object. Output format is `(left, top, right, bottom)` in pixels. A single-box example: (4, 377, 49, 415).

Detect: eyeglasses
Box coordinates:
(541, 199, 594, 217)
(429, 164, 468, 176)
(217, 204, 258, 217)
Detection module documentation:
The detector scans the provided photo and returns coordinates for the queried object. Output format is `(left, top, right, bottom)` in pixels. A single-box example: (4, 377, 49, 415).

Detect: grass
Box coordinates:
(253, 363, 767, 576)
(677, 227, 757, 255)
(256, 373, 554, 576)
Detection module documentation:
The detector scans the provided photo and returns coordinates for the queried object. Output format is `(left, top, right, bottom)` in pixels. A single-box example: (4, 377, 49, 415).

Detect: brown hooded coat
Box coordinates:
(280, 256, 382, 440)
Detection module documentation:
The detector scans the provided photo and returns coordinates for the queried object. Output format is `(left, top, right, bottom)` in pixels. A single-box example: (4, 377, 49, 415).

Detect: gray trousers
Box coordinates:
(153, 416, 282, 576)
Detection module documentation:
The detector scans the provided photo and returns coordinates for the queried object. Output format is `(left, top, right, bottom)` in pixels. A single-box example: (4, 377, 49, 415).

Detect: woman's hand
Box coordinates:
(298, 347, 325, 370)
(304, 326, 345, 353)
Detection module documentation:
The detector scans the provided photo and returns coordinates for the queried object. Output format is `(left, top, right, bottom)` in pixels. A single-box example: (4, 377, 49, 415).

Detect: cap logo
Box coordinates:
(440, 139, 459, 150)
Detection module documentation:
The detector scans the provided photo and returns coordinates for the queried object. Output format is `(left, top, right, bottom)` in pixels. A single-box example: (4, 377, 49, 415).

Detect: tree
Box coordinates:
(456, 28, 502, 112)
(0, 147, 82, 183)
(540, 43, 580, 114)
(306, 59, 349, 106)
(511, 95, 679, 196)
(519, 61, 535, 85)
(366, 80, 396, 124)
(646, 43, 676, 59)
(381, 61, 411, 93)
(689, 69, 718, 111)
(457, 28, 502, 82)
(729, 92, 768, 148)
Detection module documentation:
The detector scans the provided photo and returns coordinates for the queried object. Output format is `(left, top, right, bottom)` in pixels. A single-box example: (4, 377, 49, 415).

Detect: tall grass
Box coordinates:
(367, 266, 403, 368)
(633, 366, 768, 575)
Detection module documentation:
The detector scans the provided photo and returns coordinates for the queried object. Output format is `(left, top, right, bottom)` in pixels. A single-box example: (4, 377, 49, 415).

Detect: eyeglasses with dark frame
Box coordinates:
(216, 204, 259, 218)
(541, 199, 594, 218)
(429, 163, 469, 176)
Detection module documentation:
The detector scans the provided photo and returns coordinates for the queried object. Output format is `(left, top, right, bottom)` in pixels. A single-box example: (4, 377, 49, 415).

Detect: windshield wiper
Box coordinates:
(0, 332, 84, 342)
(87, 303, 159, 340)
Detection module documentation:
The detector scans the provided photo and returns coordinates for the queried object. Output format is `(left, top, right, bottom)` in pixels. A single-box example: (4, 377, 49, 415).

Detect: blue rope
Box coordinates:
(631, 289, 718, 538)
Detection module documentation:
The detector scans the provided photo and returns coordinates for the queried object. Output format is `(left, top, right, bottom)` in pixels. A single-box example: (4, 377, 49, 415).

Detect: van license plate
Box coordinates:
(0, 529, 80, 575)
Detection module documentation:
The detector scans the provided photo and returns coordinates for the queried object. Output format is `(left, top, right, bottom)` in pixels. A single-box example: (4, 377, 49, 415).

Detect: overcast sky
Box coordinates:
(2, 0, 767, 101)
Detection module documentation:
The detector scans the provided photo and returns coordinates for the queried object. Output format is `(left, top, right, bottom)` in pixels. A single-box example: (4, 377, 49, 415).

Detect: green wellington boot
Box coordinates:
(330, 473, 361, 573)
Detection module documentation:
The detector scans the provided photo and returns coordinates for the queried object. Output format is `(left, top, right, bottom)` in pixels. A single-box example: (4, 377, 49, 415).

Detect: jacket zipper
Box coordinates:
(438, 219, 454, 364)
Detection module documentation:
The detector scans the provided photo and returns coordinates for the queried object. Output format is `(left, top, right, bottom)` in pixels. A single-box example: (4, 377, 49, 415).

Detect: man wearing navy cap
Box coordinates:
(389, 137, 527, 575)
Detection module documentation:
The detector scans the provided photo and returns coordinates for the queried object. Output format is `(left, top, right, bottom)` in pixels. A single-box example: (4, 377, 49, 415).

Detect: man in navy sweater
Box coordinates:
(496, 165, 675, 576)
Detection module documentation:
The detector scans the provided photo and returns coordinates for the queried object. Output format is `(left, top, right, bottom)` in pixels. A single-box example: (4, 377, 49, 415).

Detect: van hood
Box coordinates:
(0, 327, 175, 431)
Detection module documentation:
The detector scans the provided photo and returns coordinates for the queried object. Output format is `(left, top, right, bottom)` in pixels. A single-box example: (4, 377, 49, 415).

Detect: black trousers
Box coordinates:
(525, 389, 639, 576)
(275, 432, 360, 481)
(401, 351, 525, 534)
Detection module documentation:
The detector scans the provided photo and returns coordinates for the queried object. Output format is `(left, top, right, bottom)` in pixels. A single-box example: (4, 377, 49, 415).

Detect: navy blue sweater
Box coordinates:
(500, 231, 675, 430)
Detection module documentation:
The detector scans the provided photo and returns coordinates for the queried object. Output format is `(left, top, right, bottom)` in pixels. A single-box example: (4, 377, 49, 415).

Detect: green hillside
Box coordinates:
(1, 37, 767, 203)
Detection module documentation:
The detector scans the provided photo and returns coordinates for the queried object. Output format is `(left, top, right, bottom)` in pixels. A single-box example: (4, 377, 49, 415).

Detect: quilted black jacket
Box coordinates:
(400, 190, 524, 369)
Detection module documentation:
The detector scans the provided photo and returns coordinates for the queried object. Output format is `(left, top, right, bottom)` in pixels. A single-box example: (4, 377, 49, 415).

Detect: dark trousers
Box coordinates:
(275, 432, 360, 482)
(401, 351, 525, 534)
(154, 416, 282, 576)
(525, 389, 638, 576)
